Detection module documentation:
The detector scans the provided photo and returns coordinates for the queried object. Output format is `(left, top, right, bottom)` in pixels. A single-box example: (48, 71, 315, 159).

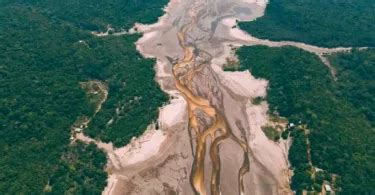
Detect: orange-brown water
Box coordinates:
(173, 22, 250, 195)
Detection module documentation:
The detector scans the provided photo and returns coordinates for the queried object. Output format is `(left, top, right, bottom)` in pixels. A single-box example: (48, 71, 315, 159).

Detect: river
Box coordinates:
(101, 0, 354, 194)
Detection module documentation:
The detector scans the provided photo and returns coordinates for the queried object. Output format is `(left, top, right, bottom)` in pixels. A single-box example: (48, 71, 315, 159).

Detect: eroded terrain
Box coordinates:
(87, 0, 368, 194)
(97, 0, 362, 194)
(103, 0, 291, 194)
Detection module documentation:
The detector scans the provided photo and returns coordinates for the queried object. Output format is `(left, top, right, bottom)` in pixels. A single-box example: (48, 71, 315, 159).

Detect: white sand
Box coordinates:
(214, 62, 292, 193)
(211, 42, 242, 67)
(101, 1, 188, 192)
(243, 0, 268, 7)
(155, 59, 170, 78)
(102, 174, 118, 195)
(159, 96, 187, 128)
(223, 17, 353, 55)
(212, 64, 268, 98)
(246, 102, 290, 186)
(136, 31, 160, 58)
(97, 0, 337, 193)
(223, 18, 254, 42)
(75, 125, 167, 168)
(103, 0, 187, 169)
(114, 128, 166, 166)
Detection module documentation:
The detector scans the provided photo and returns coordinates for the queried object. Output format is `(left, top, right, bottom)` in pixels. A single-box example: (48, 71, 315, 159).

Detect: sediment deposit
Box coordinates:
(105, 0, 293, 194)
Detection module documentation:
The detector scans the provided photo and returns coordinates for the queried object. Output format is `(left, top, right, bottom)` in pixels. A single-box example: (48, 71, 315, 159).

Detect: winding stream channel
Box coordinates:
(128, 0, 291, 194)
(97, 0, 357, 194)
(174, 18, 251, 194)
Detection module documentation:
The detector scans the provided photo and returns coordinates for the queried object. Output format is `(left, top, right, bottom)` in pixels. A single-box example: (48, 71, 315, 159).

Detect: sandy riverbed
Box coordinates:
(92, 0, 359, 193)
(100, 0, 292, 194)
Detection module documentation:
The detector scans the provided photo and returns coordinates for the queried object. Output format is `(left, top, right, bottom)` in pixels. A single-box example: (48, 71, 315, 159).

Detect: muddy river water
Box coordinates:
(104, 0, 296, 194)
(173, 15, 253, 194)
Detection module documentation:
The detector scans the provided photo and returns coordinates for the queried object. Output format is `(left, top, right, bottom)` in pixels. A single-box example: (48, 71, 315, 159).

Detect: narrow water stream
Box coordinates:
(111, 0, 295, 194)
(173, 20, 250, 194)
(83, 1, 359, 194)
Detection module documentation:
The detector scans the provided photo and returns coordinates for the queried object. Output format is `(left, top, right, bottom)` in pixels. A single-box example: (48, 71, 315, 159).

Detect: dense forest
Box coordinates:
(235, 46, 374, 194)
(329, 49, 375, 126)
(84, 35, 168, 147)
(0, 0, 167, 194)
(0, 0, 168, 31)
(239, 0, 375, 47)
